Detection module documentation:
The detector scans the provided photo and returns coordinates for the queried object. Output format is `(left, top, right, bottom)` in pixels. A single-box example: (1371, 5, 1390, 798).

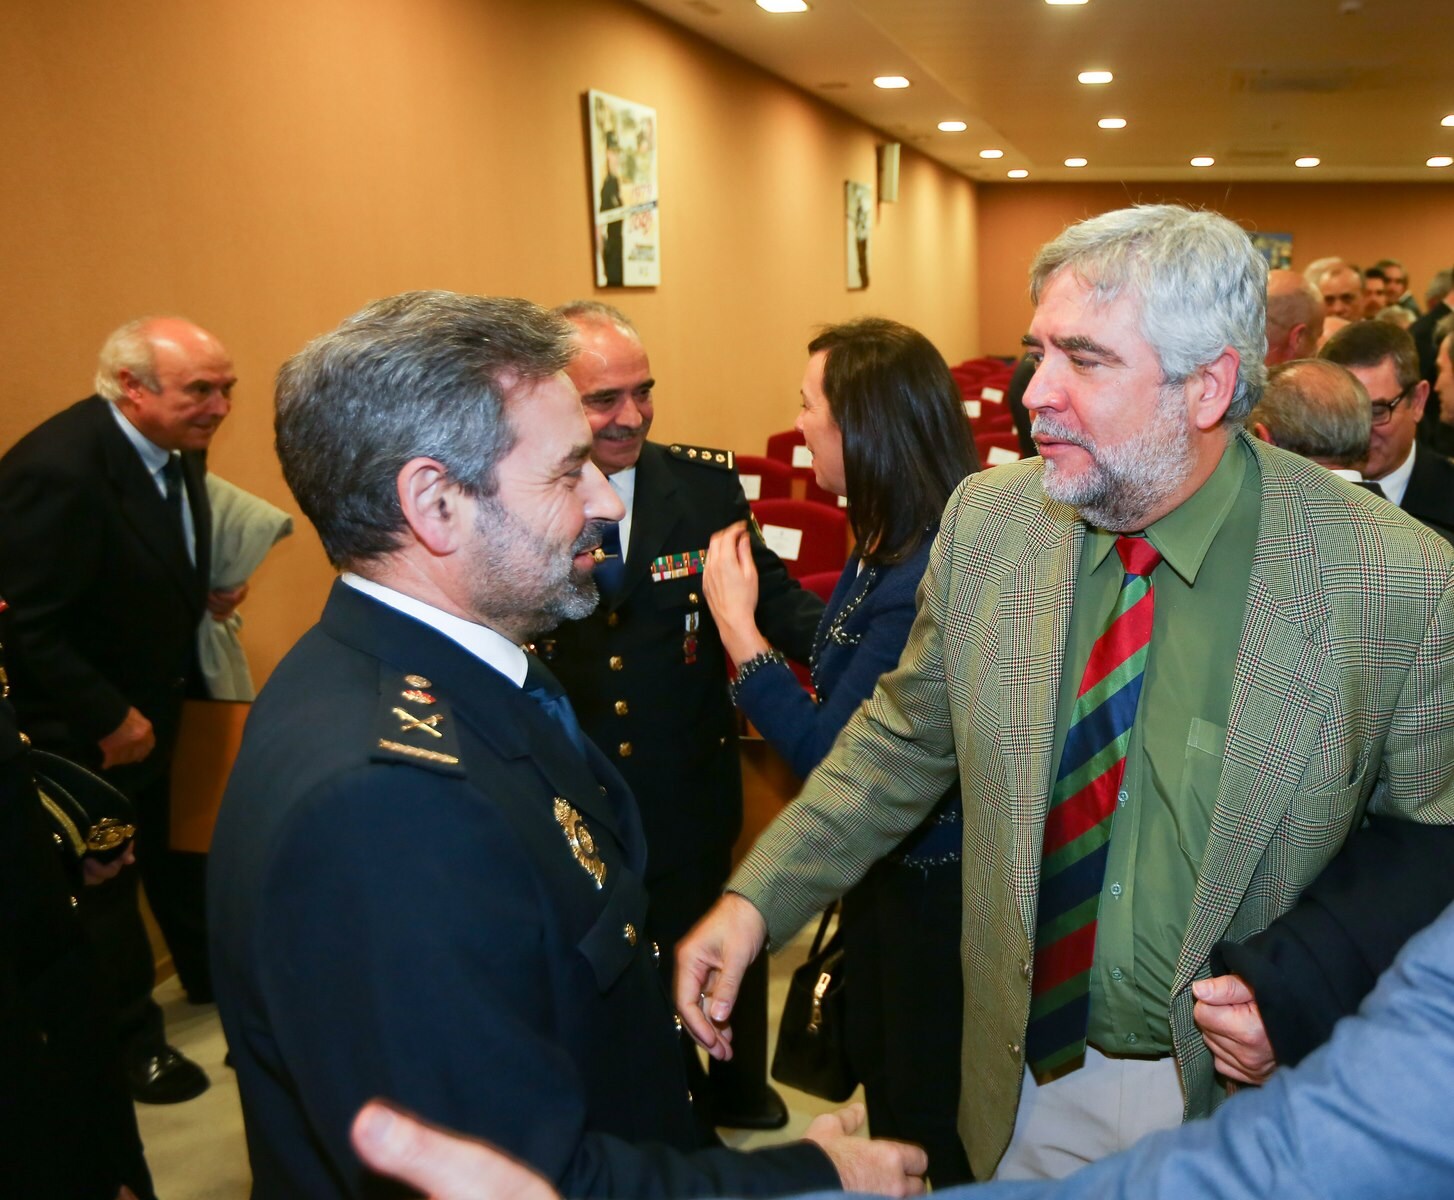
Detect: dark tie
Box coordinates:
(1355, 479, 1387, 499)
(160, 454, 189, 548)
(1026, 534, 1162, 1079)
(522, 654, 587, 756)
(594, 521, 626, 602)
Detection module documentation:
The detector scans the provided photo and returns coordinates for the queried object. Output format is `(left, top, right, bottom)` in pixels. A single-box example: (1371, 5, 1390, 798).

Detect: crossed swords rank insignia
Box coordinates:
(373, 672, 464, 773)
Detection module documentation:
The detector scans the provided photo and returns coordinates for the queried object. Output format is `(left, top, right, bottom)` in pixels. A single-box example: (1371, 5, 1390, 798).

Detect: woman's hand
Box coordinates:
(705, 522, 770, 666)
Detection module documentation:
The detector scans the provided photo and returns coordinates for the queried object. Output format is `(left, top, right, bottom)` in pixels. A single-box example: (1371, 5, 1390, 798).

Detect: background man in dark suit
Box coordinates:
(544, 301, 821, 1131)
(0, 316, 237, 1103)
(209, 290, 923, 1199)
(1320, 320, 1454, 535)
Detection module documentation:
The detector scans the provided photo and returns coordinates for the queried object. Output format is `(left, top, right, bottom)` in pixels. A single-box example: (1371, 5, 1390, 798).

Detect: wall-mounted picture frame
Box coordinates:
(845, 180, 872, 289)
(588, 90, 660, 287)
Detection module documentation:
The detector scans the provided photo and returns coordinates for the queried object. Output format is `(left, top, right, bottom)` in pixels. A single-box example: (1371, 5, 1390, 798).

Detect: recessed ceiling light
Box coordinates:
(938, 120, 967, 132)
(1008, 169, 1030, 178)
(1190, 156, 1215, 167)
(980, 148, 1004, 159)
(1078, 70, 1113, 85)
(1046, 0, 1088, 5)
(756, 0, 809, 10)
(1443, 114, 1454, 126)
(1065, 157, 1088, 167)
(1098, 117, 1127, 129)
(873, 75, 911, 89)
(1295, 156, 1320, 167)
(1429, 156, 1454, 168)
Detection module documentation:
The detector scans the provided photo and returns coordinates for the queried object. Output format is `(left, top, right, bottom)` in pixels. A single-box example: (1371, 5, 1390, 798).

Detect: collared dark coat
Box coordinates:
(543, 441, 820, 914)
(209, 583, 836, 1199)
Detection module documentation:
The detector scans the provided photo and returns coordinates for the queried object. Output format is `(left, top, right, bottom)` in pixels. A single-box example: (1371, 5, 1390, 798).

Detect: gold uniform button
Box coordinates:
(618, 741, 633, 757)
(614, 700, 629, 716)
(70, 895, 79, 909)
(623, 922, 637, 945)
(652, 940, 661, 962)
(1007, 1042, 1021, 1058)
(606, 612, 620, 628)
(609, 656, 624, 671)
(673, 1014, 684, 1031)
(687, 592, 699, 606)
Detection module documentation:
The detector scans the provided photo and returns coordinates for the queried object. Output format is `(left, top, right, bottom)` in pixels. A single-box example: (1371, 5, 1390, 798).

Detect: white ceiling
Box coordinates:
(633, 0, 1454, 182)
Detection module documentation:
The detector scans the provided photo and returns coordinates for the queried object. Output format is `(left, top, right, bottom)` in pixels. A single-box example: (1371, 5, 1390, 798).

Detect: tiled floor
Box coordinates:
(137, 924, 855, 1197)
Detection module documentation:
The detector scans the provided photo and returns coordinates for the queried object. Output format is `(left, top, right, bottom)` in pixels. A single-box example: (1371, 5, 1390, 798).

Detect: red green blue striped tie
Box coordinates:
(1026, 534, 1162, 1079)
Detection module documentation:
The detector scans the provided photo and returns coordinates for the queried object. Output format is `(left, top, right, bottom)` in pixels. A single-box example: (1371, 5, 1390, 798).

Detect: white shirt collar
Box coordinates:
(1328, 468, 1365, 483)
(607, 465, 637, 558)
(1376, 441, 1417, 508)
(340, 573, 528, 686)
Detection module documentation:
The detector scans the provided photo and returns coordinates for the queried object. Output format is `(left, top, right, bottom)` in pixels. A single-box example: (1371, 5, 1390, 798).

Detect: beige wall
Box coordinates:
(976, 181, 1454, 356)
(1, 0, 978, 683)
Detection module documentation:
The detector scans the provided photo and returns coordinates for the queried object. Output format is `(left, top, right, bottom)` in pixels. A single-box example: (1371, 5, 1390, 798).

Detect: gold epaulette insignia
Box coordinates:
(668, 443, 734, 471)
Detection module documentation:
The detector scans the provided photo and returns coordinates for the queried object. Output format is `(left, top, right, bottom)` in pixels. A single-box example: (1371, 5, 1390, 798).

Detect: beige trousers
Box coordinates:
(993, 1045, 1185, 1181)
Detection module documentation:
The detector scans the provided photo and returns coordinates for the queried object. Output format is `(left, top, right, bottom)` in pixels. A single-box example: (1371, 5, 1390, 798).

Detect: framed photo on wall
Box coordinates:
(845, 181, 871, 289)
(587, 90, 660, 287)
(1249, 231, 1293, 271)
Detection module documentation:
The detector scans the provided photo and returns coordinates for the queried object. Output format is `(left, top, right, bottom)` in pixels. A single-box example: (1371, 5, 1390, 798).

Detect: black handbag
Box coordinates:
(30, 747, 137, 864)
(770, 902, 857, 1101)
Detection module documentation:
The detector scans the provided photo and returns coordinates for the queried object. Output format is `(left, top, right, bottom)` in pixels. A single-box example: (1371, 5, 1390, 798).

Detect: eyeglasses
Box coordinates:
(1370, 386, 1414, 427)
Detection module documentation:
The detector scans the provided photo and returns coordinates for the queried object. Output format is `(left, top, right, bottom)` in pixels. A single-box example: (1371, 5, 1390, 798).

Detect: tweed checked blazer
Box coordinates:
(734, 432, 1454, 1179)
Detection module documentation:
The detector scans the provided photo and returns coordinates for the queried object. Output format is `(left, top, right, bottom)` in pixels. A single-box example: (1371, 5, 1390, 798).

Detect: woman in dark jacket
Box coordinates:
(705, 318, 980, 1185)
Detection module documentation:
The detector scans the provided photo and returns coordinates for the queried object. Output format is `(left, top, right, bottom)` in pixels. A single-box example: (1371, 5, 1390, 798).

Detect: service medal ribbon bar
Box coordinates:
(650, 548, 707, 582)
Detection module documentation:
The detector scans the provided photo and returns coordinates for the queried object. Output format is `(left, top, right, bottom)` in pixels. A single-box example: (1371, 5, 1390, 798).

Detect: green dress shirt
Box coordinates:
(1048, 436, 1262, 1056)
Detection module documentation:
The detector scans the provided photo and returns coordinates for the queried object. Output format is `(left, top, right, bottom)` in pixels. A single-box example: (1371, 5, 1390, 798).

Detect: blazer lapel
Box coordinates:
(96, 405, 204, 603)
(1175, 439, 1334, 989)
(996, 500, 1083, 940)
(615, 444, 684, 604)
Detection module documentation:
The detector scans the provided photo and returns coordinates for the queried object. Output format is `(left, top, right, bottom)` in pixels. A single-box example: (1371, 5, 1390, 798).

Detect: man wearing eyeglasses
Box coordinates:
(1320, 322, 1454, 537)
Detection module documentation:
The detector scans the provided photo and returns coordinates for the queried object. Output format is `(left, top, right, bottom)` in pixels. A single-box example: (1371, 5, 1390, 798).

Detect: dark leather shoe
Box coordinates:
(714, 1085, 790, 1131)
(129, 1047, 210, 1104)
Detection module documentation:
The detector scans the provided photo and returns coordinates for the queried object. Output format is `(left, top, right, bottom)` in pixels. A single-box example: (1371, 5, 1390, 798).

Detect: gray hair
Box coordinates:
(94, 317, 166, 401)
(1426, 269, 1453, 307)
(1029, 204, 1268, 423)
(275, 290, 575, 569)
(1435, 313, 1454, 346)
(552, 299, 638, 337)
(1252, 359, 1370, 468)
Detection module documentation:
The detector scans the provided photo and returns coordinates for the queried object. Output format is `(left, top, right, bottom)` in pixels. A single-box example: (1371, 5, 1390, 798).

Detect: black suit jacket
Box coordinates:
(208, 583, 835, 1199)
(0, 396, 210, 758)
(542, 442, 820, 893)
(1401, 444, 1454, 539)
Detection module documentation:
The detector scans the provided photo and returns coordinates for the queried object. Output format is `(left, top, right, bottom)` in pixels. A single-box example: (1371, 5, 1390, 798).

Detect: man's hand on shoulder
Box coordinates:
(674, 892, 768, 1060)
(98, 706, 154, 769)
(1192, 973, 1277, 1086)
(804, 1104, 927, 1196)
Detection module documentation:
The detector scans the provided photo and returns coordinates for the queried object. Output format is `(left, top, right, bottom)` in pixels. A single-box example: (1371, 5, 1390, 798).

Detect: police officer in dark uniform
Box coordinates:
(0, 622, 155, 1199)
(545, 302, 821, 1130)
(208, 293, 915, 1198)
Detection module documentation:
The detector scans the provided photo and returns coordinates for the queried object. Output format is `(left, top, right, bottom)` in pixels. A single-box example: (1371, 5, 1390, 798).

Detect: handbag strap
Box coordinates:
(807, 901, 841, 958)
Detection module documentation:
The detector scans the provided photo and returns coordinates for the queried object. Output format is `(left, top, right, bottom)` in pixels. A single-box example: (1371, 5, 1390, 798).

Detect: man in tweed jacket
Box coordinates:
(676, 205, 1454, 1181)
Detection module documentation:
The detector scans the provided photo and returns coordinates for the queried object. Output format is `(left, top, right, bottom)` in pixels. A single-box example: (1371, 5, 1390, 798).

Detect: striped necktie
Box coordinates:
(1026, 534, 1162, 1079)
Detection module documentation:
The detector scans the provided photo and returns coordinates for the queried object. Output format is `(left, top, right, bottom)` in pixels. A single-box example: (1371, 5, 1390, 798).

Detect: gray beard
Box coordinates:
(1036, 388, 1194, 532)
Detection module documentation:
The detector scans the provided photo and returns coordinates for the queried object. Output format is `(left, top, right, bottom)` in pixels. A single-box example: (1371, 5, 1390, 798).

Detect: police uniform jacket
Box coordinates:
(208, 582, 836, 1199)
(543, 441, 820, 889)
(0, 396, 211, 765)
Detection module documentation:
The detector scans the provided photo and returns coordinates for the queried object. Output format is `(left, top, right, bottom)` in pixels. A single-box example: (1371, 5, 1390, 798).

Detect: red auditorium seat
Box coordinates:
(764, 428, 807, 465)
(749, 498, 849, 579)
(734, 454, 792, 501)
